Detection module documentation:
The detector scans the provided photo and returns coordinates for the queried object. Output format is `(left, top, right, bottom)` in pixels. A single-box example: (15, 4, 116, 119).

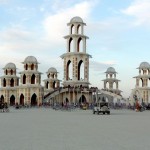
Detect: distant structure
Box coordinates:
(97, 67, 122, 104)
(130, 62, 150, 105)
(0, 56, 44, 106)
(0, 16, 93, 106)
(102, 67, 121, 95)
(43, 67, 60, 95)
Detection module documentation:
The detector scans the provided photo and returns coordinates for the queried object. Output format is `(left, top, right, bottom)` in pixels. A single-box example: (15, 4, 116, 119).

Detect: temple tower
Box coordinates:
(60, 16, 92, 88)
(0, 63, 19, 105)
(130, 62, 150, 105)
(44, 67, 60, 95)
(18, 56, 43, 106)
(102, 67, 121, 95)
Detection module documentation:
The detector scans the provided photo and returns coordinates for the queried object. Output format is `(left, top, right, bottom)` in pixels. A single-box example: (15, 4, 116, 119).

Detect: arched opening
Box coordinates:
(20, 94, 24, 106)
(77, 37, 83, 52)
(31, 64, 34, 70)
(3, 78, 6, 87)
(71, 24, 74, 34)
(106, 82, 109, 89)
(139, 78, 143, 87)
(53, 81, 56, 89)
(10, 69, 13, 75)
(25, 64, 28, 70)
(10, 95, 15, 106)
(65, 98, 69, 104)
(0, 95, 4, 103)
(31, 93, 37, 106)
(23, 74, 26, 84)
(31, 74, 35, 84)
(113, 82, 117, 89)
(66, 60, 72, 80)
(46, 81, 49, 89)
(6, 70, 8, 75)
(78, 60, 84, 80)
(10, 78, 14, 87)
(79, 95, 86, 104)
(77, 24, 81, 34)
(69, 38, 73, 52)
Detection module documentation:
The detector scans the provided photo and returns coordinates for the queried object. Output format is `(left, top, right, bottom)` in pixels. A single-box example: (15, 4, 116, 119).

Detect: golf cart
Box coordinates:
(93, 100, 110, 115)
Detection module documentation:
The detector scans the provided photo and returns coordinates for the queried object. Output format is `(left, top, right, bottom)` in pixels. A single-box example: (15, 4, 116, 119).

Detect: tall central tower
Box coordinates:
(60, 16, 92, 88)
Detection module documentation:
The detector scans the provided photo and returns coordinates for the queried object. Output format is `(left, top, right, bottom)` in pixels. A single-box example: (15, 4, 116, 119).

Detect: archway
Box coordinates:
(31, 64, 34, 70)
(71, 24, 74, 34)
(3, 78, 6, 87)
(20, 94, 24, 106)
(31, 74, 35, 84)
(139, 78, 143, 87)
(77, 37, 83, 52)
(23, 74, 26, 84)
(0, 95, 4, 103)
(79, 95, 86, 104)
(6, 69, 8, 75)
(25, 64, 28, 70)
(78, 60, 84, 80)
(66, 60, 72, 80)
(10, 69, 13, 75)
(69, 37, 73, 52)
(31, 93, 37, 106)
(53, 81, 56, 89)
(77, 24, 81, 34)
(10, 95, 15, 106)
(10, 78, 14, 87)
(46, 81, 49, 89)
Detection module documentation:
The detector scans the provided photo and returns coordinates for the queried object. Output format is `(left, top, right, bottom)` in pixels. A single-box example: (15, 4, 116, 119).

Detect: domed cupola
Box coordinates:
(44, 67, 60, 94)
(137, 62, 150, 75)
(47, 67, 58, 79)
(3, 62, 16, 76)
(103, 67, 121, 95)
(70, 16, 84, 24)
(105, 67, 116, 74)
(23, 56, 38, 71)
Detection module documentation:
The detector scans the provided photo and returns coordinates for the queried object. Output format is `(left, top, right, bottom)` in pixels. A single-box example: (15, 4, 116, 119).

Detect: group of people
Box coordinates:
(0, 102, 9, 112)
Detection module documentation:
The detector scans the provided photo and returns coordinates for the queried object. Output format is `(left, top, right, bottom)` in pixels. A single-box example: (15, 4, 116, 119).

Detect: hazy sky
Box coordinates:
(0, 0, 150, 98)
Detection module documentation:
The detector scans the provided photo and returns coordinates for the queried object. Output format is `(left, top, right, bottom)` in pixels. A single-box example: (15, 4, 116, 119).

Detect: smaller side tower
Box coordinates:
(44, 67, 60, 95)
(0, 63, 19, 105)
(102, 67, 121, 95)
(130, 62, 150, 105)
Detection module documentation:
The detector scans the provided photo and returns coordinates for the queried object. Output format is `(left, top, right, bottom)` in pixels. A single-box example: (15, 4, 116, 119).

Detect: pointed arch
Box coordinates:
(66, 60, 72, 80)
(10, 69, 13, 75)
(6, 69, 8, 75)
(113, 81, 117, 89)
(25, 64, 28, 70)
(10, 78, 14, 87)
(69, 37, 73, 52)
(31, 74, 35, 84)
(78, 60, 84, 80)
(77, 37, 83, 52)
(10, 95, 15, 106)
(31, 64, 34, 70)
(20, 94, 24, 106)
(139, 78, 143, 87)
(71, 24, 74, 34)
(46, 81, 49, 89)
(53, 81, 56, 89)
(79, 95, 86, 104)
(23, 74, 26, 84)
(106, 81, 109, 89)
(31, 93, 37, 106)
(0, 95, 4, 103)
(77, 24, 81, 34)
(3, 78, 6, 87)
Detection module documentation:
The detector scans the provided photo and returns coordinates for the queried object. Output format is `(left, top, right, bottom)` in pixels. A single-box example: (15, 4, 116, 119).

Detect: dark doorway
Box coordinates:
(79, 95, 86, 104)
(10, 95, 15, 106)
(0, 95, 4, 103)
(20, 94, 24, 106)
(31, 94, 37, 106)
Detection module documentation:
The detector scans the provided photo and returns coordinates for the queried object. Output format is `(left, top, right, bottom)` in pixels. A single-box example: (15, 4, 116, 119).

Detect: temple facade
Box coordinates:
(130, 62, 150, 105)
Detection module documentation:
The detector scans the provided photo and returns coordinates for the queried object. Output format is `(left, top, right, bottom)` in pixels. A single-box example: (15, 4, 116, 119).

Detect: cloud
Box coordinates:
(43, 1, 96, 44)
(121, 0, 150, 26)
(90, 60, 116, 73)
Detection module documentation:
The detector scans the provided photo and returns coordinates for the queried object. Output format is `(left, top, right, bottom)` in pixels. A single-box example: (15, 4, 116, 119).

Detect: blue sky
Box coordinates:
(0, 0, 150, 98)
